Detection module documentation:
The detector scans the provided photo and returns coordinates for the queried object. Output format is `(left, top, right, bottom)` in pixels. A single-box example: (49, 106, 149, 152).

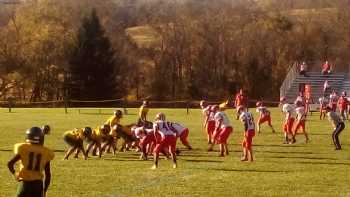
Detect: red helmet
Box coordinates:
(256, 101, 263, 107)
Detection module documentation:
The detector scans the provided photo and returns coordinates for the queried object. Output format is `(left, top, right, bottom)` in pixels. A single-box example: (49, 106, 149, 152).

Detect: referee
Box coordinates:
(326, 106, 345, 150)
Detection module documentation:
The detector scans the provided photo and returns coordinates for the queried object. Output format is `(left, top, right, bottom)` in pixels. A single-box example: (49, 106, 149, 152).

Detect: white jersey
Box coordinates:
(295, 107, 306, 121)
(282, 104, 295, 119)
(330, 94, 338, 103)
(256, 106, 270, 116)
(319, 97, 328, 106)
(153, 121, 176, 136)
(203, 106, 215, 121)
(169, 122, 186, 135)
(214, 111, 231, 129)
(240, 112, 255, 131)
(132, 126, 146, 139)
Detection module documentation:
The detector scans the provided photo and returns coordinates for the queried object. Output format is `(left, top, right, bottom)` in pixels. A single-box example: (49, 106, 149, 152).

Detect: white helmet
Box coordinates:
(155, 113, 166, 121)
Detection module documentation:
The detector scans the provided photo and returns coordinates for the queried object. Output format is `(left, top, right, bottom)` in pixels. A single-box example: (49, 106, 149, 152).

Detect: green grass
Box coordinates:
(0, 108, 350, 197)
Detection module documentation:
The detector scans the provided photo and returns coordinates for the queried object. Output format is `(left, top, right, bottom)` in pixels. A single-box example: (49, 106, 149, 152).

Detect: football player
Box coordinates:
(7, 127, 54, 197)
(139, 100, 149, 122)
(104, 110, 123, 153)
(240, 110, 255, 162)
(337, 92, 349, 120)
(201, 100, 216, 146)
(292, 101, 309, 143)
(85, 125, 108, 158)
(210, 105, 233, 157)
(152, 113, 177, 169)
(169, 122, 192, 150)
(282, 103, 295, 144)
(63, 127, 91, 160)
(319, 96, 328, 120)
(256, 101, 275, 133)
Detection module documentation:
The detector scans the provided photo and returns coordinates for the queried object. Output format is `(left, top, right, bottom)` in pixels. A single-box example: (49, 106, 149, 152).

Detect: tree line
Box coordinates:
(1, 0, 350, 102)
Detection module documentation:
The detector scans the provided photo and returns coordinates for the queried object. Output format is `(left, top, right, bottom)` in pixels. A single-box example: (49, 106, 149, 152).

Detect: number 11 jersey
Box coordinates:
(14, 143, 54, 181)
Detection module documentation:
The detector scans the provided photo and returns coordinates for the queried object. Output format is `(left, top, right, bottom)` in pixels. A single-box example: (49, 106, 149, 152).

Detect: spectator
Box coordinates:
(299, 62, 308, 77)
(322, 61, 332, 75)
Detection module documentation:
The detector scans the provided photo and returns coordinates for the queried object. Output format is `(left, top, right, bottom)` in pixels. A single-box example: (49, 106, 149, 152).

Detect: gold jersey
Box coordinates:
(14, 143, 54, 181)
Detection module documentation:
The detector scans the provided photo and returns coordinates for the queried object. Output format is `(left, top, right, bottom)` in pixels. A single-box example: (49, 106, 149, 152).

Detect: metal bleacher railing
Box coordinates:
(280, 62, 298, 98)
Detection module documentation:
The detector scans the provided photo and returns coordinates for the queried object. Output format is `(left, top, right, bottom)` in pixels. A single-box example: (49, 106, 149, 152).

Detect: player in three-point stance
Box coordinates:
(63, 127, 92, 160)
(8, 127, 54, 197)
(239, 109, 256, 162)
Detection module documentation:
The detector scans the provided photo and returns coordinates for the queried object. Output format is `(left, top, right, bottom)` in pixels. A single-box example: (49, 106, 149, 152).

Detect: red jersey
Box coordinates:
(235, 93, 247, 107)
(338, 96, 348, 109)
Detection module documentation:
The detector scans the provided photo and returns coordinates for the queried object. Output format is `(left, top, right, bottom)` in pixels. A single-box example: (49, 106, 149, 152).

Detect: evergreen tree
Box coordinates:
(68, 9, 122, 100)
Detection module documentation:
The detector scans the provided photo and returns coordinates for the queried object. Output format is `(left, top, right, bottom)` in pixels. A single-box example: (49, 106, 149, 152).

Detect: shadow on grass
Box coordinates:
(0, 149, 11, 152)
(264, 155, 338, 160)
(257, 150, 315, 154)
(254, 144, 301, 147)
(182, 159, 224, 163)
(207, 168, 288, 173)
(295, 161, 350, 166)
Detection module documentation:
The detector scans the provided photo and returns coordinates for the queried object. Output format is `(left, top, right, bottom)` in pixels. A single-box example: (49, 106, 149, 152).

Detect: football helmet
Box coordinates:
(83, 127, 92, 136)
(155, 113, 166, 121)
(114, 110, 123, 118)
(42, 125, 51, 135)
(26, 127, 44, 144)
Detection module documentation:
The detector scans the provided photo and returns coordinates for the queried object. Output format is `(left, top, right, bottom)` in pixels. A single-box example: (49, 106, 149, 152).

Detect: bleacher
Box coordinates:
(284, 72, 346, 102)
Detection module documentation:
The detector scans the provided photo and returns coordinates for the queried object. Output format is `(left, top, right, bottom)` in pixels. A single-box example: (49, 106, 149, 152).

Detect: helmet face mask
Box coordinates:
(83, 127, 92, 136)
(42, 125, 51, 135)
(26, 127, 44, 145)
(114, 110, 123, 118)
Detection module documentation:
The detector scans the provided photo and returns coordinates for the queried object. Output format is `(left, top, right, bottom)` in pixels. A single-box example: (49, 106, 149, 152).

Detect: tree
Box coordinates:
(68, 9, 123, 101)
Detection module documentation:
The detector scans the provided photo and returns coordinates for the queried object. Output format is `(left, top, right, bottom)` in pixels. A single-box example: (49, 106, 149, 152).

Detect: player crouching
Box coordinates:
(63, 127, 92, 160)
(85, 125, 109, 158)
(169, 122, 192, 150)
(239, 110, 255, 162)
(152, 113, 177, 169)
(256, 101, 275, 133)
(209, 105, 233, 157)
(8, 127, 54, 197)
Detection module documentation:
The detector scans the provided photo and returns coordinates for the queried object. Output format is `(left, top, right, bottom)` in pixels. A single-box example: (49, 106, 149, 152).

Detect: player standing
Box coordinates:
(7, 127, 54, 197)
(319, 96, 328, 120)
(239, 110, 255, 162)
(200, 100, 216, 146)
(282, 103, 295, 144)
(152, 113, 177, 169)
(139, 100, 149, 122)
(256, 101, 275, 133)
(337, 92, 349, 121)
(329, 91, 338, 112)
(326, 106, 345, 150)
(292, 101, 309, 143)
(234, 89, 248, 120)
(209, 105, 233, 157)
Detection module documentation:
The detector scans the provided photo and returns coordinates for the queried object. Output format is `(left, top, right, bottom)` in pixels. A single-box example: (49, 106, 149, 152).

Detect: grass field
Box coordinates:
(0, 108, 350, 197)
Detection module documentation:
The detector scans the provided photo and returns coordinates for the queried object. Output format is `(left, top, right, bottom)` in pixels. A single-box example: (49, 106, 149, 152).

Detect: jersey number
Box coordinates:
(27, 152, 42, 171)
